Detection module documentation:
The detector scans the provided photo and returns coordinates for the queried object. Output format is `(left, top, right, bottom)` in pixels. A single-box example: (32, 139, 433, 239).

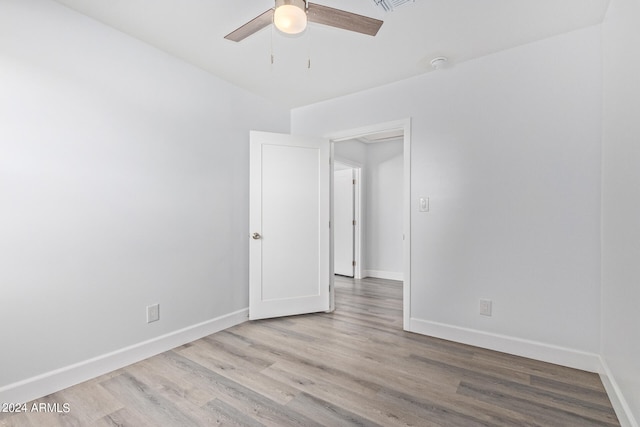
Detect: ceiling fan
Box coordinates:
(224, 0, 383, 42)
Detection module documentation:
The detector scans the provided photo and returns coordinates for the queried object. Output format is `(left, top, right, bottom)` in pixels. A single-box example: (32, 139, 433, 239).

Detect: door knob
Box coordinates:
(252, 232, 262, 240)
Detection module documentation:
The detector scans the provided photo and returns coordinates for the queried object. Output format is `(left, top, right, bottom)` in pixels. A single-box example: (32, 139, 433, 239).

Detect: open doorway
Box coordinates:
(328, 119, 411, 329)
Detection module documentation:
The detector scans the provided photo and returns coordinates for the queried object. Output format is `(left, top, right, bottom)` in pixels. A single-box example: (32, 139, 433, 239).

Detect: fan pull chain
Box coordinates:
(306, 23, 312, 70)
(270, 19, 275, 68)
(306, 0, 311, 69)
(305, 0, 310, 69)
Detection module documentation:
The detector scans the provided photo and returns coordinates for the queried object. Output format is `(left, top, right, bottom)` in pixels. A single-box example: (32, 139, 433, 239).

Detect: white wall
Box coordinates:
(364, 140, 403, 279)
(0, 0, 289, 401)
(601, 0, 640, 424)
(334, 140, 404, 279)
(334, 140, 368, 165)
(294, 26, 603, 367)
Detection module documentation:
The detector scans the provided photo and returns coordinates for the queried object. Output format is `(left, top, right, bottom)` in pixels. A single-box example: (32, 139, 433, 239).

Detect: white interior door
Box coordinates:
(249, 131, 330, 320)
(334, 168, 355, 277)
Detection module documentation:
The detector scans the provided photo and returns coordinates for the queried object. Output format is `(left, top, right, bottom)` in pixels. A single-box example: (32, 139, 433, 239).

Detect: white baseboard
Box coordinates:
(598, 357, 639, 427)
(0, 308, 249, 405)
(407, 317, 602, 373)
(363, 270, 403, 281)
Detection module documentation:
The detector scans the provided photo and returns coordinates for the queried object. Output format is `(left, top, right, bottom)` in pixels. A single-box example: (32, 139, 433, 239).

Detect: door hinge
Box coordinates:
(352, 260, 356, 266)
(352, 179, 356, 185)
(352, 220, 356, 226)
(329, 221, 331, 228)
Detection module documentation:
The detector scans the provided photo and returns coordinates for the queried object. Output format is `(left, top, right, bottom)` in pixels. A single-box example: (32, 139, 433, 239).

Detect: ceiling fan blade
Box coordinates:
(307, 3, 383, 37)
(224, 9, 274, 42)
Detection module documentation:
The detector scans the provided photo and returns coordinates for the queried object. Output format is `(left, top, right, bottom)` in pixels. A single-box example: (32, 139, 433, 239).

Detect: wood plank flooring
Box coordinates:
(1, 276, 619, 426)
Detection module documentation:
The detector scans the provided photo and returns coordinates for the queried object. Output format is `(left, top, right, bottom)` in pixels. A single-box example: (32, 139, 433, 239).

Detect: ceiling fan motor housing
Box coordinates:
(275, 0, 307, 8)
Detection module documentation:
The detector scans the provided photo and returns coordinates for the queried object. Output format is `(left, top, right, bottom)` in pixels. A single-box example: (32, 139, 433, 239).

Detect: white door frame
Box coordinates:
(333, 159, 363, 279)
(327, 118, 412, 330)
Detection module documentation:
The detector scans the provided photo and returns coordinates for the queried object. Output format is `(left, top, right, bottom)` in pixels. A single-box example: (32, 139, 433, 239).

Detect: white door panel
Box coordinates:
(334, 168, 354, 277)
(249, 131, 330, 320)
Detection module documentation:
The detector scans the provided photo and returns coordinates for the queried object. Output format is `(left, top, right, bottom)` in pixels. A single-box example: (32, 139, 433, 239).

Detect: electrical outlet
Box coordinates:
(479, 299, 492, 316)
(147, 304, 159, 323)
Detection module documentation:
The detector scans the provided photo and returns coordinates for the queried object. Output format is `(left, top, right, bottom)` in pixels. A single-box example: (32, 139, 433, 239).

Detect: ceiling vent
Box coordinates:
(372, 0, 415, 12)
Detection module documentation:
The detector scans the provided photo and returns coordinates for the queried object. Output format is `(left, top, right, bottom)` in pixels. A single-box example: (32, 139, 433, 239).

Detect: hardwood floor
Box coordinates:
(1, 276, 619, 426)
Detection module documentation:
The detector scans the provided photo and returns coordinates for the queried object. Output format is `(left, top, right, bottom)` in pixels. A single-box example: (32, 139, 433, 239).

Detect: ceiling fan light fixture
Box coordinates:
(274, 0, 307, 35)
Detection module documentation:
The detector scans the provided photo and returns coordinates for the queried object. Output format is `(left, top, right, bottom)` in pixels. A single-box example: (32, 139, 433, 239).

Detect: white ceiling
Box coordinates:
(52, 0, 610, 109)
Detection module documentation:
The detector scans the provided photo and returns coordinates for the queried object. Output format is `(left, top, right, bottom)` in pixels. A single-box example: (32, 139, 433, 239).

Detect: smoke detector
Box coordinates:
(430, 57, 448, 70)
(372, 0, 415, 12)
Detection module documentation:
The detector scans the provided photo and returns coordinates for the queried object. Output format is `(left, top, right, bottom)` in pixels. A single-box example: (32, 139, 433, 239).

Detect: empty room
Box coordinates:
(1, 0, 638, 425)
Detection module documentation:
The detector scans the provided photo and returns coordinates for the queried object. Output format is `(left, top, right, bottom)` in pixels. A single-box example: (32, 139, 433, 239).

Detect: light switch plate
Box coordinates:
(419, 197, 429, 212)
